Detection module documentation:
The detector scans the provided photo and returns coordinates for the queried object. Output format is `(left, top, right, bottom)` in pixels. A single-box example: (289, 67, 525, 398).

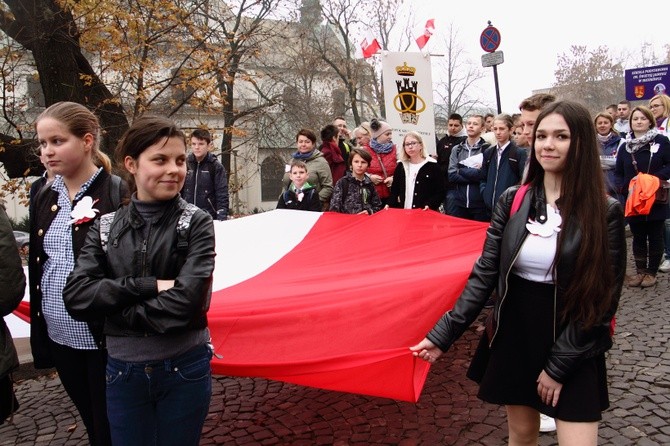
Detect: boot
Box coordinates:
(641, 274, 657, 288)
(627, 273, 644, 287)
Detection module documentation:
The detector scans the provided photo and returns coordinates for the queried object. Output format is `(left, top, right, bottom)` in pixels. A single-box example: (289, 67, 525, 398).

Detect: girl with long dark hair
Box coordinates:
(411, 101, 626, 445)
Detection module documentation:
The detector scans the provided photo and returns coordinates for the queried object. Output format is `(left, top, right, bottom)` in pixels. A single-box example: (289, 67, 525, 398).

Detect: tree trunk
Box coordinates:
(0, 0, 128, 176)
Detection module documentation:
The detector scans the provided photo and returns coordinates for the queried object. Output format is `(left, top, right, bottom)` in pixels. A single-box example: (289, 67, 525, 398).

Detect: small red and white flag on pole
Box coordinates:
(360, 32, 381, 58)
(415, 19, 435, 50)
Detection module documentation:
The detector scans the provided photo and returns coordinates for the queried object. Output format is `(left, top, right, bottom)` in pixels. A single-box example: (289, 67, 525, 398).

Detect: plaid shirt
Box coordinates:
(41, 170, 101, 349)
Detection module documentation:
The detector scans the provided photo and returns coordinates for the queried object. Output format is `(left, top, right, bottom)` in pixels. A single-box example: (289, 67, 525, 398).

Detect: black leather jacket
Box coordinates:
(63, 196, 215, 337)
(427, 185, 626, 383)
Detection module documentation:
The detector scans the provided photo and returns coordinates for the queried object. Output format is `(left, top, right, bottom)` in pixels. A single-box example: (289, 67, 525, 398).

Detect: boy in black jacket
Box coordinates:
(181, 129, 230, 220)
(277, 160, 321, 211)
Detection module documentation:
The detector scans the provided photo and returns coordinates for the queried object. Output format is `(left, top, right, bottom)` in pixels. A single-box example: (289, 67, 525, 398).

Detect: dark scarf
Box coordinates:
(292, 149, 316, 160)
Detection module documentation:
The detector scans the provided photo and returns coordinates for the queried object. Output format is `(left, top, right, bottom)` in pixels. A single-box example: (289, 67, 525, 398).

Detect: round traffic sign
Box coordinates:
(480, 26, 501, 53)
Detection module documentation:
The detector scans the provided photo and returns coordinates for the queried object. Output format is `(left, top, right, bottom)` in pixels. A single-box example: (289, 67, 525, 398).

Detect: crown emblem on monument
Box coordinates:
(395, 62, 416, 76)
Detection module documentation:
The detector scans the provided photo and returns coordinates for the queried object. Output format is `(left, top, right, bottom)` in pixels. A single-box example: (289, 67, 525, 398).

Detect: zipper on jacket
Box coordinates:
(193, 161, 201, 205)
(552, 272, 557, 342)
(490, 233, 559, 347)
(111, 222, 131, 249)
(140, 237, 149, 277)
(489, 219, 528, 347)
(491, 159, 500, 210)
(465, 147, 472, 208)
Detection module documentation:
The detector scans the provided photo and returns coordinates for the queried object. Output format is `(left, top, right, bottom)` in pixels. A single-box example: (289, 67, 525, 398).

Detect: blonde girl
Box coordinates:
(30, 101, 128, 446)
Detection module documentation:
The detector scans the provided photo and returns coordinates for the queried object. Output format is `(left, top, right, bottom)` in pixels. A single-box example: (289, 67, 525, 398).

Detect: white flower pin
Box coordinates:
(70, 196, 100, 225)
(526, 205, 562, 238)
(650, 143, 659, 154)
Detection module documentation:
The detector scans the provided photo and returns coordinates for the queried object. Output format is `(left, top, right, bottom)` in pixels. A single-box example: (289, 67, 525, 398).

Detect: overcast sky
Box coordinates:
(410, 0, 667, 112)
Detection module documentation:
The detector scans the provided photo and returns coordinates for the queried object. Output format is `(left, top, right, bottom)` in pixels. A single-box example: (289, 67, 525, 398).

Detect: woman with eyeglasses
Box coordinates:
(649, 94, 670, 136)
(387, 132, 445, 210)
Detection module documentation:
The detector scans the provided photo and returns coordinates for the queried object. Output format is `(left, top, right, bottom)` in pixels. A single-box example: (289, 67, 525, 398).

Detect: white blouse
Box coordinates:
(511, 205, 561, 283)
(404, 159, 428, 209)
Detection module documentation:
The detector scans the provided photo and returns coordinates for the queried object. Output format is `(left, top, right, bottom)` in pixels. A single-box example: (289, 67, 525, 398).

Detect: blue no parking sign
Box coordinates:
(480, 26, 501, 53)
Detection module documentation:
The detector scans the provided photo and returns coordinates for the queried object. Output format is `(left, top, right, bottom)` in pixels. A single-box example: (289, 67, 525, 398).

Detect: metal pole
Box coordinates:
(493, 64, 502, 114)
(232, 149, 239, 216)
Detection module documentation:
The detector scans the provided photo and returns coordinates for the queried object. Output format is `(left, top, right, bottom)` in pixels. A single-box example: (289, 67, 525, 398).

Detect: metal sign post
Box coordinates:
(480, 21, 503, 114)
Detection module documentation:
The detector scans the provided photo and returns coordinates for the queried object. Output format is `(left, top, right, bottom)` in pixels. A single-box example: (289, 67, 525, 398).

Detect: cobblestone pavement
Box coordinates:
(2, 239, 669, 445)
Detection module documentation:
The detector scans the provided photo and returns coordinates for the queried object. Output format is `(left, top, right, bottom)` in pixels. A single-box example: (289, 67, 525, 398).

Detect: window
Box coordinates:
(261, 155, 285, 202)
(26, 74, 45, 107)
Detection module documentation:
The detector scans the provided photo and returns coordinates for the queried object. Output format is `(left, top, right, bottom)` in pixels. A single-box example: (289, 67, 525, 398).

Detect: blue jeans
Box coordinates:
(106, 344, 212, 446)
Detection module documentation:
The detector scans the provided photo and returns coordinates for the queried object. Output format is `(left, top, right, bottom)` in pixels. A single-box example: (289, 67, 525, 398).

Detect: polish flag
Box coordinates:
(12, 209, 487, 402)
(415, 18, 435, 50)
(360, 32, 381, 58)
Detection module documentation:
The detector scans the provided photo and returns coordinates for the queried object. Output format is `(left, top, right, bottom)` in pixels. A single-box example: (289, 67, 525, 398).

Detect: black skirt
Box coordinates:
(466, 274, 609, 422)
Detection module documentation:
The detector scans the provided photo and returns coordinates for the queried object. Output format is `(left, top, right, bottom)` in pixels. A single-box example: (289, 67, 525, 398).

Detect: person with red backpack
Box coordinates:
(411, 101, 626, 445)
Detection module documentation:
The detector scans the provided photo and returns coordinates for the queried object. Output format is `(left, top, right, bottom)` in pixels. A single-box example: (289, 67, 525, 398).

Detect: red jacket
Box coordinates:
(320, 141, 346, 184)
(364, 144, 397, 199)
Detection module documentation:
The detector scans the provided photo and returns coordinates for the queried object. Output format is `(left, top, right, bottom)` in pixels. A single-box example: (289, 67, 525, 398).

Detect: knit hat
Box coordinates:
(370, 119, 392, 139)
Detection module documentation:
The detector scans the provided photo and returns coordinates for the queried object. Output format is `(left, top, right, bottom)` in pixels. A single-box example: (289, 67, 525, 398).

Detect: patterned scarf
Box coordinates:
(625, 128, 659, 154)
(370, 138, 394, 154)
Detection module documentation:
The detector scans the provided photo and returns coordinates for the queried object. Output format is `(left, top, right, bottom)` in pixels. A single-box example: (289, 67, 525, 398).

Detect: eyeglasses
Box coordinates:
(650, 103, 664, 109)
(404, 141, 421, 147)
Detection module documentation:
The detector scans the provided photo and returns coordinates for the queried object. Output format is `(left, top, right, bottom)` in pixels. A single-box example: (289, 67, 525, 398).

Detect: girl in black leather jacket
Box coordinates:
(64, 116, 216, 446)
(411, 101, 626, 444)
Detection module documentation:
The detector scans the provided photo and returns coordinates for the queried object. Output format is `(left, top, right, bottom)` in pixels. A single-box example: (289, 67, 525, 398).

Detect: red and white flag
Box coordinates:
(360, 32, 381, 58)
(415, 18, 435, 50)
(11, 209, 487, 402)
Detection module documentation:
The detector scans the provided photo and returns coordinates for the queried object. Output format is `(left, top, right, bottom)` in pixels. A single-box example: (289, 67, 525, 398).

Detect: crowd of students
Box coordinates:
(284, 98, 668, 292)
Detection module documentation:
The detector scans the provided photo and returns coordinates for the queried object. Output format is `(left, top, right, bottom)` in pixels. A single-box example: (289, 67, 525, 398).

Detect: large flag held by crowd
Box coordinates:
(11, 209, 488, 402)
